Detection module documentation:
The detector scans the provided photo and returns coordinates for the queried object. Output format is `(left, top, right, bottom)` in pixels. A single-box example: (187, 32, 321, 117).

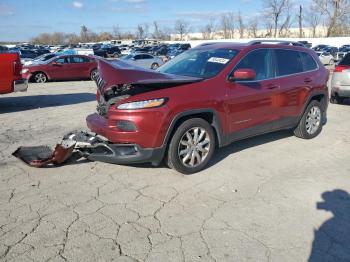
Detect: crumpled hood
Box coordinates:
(97, 59, 203, 93)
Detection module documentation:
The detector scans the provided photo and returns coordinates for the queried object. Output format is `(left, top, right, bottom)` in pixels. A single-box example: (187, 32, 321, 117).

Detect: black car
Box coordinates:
(312, 44, 329, 51)
(0, 45, 8, 53)
(322, 46, 338, 57)
(94, 45, 121, 58)
(297, 41, 312, 48)
(20, 49, 38, 59)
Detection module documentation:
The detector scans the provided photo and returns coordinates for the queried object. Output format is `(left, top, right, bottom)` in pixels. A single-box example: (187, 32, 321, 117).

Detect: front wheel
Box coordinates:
(294, 100, 323, 139)
(167, 118, 216, 174)
(90, 69, 98, 80)
(33, 72, 47, 83)
(330, 94, 344, 104)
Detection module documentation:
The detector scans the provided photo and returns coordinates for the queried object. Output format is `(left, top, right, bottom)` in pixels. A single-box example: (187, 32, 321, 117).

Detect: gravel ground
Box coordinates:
(0, 80, 349, 262)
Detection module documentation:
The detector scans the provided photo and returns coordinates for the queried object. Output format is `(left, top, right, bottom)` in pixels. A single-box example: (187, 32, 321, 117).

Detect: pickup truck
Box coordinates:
(0, 53, 28, 94)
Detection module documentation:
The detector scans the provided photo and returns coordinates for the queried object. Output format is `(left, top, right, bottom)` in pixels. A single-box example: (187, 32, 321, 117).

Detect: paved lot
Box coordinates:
(0, 81, 350, 262)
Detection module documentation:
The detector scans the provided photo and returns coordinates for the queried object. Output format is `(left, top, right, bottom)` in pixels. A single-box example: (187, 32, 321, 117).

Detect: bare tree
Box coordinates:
(174, 20, 190, 40)
(311, 0, 350, 37)
(263, 0, 291, 37)
(248, 17, 259, 38)
(112, 25, 122, 40)
(237, 11, 245, 38)
(80, 25, 89, 42)
(136, 24, 147, 39)
(220, 12, 235, 39)
(305, 5, 321, 37)
(201, 17, 216, 39)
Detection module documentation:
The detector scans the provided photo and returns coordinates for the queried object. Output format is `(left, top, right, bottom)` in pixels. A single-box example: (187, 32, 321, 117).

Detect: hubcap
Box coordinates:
(91, 70, 98, 80)
(35, 73, 46, 83)
(178, 127, 210, 168)
(306, 106, 321, 135)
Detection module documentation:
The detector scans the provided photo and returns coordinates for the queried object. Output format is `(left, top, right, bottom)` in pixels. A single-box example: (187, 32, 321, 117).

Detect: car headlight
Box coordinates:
(117, 98, 167, 110)
(21, 69, 29, 74)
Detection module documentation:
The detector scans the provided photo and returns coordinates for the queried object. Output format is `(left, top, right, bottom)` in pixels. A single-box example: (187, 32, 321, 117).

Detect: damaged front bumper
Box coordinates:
(13, 131, 165, 168)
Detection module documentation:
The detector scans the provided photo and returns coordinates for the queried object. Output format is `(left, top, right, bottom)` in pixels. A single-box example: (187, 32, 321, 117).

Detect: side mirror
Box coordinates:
(52, 61, 62, 66)
(229, 68, 256, 81)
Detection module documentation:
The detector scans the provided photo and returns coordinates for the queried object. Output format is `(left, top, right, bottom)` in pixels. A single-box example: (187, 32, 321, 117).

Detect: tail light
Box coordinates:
(334, 65, 350, 72)
(13, 61, 22, 76)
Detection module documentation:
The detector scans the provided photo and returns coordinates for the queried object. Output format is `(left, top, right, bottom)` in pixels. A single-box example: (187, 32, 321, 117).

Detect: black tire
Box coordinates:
(330, 94, 344, 104)
(90, 69, 98, 80)
(294, 100, 323, 139)
(167, 118, 216, 174)
(151, 63, 159, 69)
(32, 72, 47, 83)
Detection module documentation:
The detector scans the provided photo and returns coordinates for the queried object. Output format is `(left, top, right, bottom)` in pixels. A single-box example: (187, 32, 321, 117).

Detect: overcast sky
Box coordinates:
(0, 0, 300, 41)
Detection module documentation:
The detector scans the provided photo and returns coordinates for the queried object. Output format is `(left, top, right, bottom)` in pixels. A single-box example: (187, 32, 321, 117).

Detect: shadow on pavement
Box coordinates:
(208, 129, 293, 168)
(309, 189, 350, 262)
(0, 93, 95, 113)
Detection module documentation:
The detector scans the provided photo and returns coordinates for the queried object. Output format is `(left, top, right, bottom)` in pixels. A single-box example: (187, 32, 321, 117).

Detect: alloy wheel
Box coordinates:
(306, 106, 321, 135)
(177, 127, 211, 168)
(35, 73, 47, 83)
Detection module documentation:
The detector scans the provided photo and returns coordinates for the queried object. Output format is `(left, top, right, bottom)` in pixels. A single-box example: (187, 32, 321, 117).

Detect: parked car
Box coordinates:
(22, 55, 97, 83)
(20, 49, 38, 59)
(322, 46, 338, 57)
(298, 41, 312, 48)
(312, 44, 329, 51)
(316, 51, 334, 65)
(86, 41, 329, 174)
(334, 48, 350, 62)
(0, 52, 28, 94)
(121, 53, 164, 69)
(0, 45, 8, 53)
(94, 45, 121, 58)
(330, 53, 350, 104)
(23, 53, 56, 66)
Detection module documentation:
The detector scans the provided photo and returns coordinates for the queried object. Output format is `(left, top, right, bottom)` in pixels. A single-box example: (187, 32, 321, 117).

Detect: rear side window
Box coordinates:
(299, 52, 318, 71)
(339, 53, 350, 66)
(274, 49, 303, 76)
(234, 49, 273, 81)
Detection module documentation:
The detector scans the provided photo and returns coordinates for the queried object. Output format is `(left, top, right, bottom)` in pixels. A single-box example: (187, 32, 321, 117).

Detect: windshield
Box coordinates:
(121, 54, 133, 60)
(158, 48, 239, 78)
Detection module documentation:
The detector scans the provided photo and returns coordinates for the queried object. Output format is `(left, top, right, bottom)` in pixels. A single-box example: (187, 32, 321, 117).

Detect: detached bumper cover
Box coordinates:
(13, 79, 28, 92)
(13, 131, 165, 168)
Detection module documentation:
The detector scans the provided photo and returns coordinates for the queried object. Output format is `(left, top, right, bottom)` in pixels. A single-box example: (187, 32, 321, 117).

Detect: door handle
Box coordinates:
(304, 78, 312, 83)
(266, 84, 279, 90)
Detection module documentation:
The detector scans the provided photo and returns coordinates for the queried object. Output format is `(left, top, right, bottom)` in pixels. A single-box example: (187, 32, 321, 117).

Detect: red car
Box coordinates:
(0, 52, 28, 94)
(82, 40, 328, 174)
(22, 54, 98, 83)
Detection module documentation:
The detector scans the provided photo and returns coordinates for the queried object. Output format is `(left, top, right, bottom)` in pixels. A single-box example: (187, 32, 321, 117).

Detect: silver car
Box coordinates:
(121, 53, 164, 69)
(330, 53, 350, 104)
(316, 51, 334, 65)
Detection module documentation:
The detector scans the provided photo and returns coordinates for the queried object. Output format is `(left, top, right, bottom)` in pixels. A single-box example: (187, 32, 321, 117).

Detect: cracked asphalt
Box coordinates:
(0, 81, 350, 262)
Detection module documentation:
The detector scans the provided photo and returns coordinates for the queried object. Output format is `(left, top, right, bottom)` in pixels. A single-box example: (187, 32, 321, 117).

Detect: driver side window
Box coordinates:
(233, 49, 273, 81)
(55, 58, 66, 64)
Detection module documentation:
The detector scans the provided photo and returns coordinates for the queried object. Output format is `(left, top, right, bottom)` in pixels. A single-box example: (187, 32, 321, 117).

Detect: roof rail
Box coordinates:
(248, 40, 305, 47)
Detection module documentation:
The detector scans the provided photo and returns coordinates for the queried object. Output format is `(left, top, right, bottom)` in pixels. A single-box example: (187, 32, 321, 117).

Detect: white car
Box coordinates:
(316, 51, 334, 65)
(121, 53, 164, 69)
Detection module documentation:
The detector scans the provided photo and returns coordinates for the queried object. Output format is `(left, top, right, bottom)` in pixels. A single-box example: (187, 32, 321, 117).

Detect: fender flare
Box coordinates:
(161, 108, 226, 148)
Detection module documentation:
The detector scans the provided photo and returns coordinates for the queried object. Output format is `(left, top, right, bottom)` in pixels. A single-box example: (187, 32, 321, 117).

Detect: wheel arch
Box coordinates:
(300, 91, 328, 125)
(162, 109, 225, 149)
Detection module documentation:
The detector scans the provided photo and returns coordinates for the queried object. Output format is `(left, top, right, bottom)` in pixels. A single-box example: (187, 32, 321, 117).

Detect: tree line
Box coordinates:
(31, 0, 350, 45)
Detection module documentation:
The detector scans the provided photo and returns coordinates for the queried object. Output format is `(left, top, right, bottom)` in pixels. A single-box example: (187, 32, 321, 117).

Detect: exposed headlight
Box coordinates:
(21, 69, 29, 74)
(117, 98, 167, 110)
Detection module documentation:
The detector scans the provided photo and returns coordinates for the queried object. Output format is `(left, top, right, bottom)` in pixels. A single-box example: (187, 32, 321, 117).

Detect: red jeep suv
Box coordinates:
(86, 40, 329, 174)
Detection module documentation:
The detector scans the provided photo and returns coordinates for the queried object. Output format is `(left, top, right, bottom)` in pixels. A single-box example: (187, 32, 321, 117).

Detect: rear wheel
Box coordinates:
(294, 100, 323, 139)
(167, 118, 215, 174)
(33, 72, 47, 83)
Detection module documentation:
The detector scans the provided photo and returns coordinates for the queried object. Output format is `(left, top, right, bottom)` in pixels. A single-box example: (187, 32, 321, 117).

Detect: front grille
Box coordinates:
(94, 74, 106, 90)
